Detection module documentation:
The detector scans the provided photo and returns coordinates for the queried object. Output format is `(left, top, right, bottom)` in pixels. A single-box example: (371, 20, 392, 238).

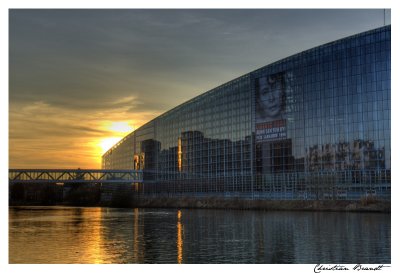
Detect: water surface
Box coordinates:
(9, 206, 390, 264)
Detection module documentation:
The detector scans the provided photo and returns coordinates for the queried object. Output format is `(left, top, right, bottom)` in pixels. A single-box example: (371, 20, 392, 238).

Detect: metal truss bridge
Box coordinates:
(9, 169, 143, 184)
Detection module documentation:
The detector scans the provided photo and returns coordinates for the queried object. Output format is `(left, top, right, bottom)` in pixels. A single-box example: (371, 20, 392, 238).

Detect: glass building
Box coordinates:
(102, 25, 391, 200)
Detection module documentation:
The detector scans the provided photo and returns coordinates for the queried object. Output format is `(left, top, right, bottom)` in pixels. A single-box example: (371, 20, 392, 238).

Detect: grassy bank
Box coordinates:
(131, 196, 390, 213)
(9, 182, 390, 212)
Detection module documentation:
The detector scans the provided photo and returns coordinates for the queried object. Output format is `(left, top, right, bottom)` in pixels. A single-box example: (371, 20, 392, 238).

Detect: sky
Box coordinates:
(9, 9, 391, 169)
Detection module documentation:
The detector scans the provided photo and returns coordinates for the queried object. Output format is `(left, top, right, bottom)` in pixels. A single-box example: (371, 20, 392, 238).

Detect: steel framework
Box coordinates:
(9, 169, 143, 183)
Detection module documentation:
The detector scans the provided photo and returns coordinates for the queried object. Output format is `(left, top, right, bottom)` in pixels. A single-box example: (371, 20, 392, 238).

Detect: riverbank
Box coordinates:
(130, 196, 390, 213)
(9, 182, 390, 213)
(10, 194, 391, 213)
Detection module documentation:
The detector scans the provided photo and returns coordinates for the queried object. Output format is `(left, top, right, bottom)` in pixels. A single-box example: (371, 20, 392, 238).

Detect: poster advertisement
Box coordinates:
(256, 119, 287, 142)
(255, 71, 289, 142)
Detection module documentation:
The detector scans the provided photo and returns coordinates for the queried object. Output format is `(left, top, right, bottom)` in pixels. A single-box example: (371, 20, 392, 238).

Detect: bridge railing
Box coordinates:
(9, 169, 143, 183)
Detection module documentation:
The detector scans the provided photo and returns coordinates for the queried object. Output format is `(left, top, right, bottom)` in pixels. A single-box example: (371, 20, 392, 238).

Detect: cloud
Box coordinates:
(111, 96, 136, 105)
(8, 99, 161, 168)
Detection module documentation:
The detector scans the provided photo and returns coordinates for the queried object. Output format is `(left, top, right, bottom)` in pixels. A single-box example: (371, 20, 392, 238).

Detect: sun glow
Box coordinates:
(108, 121, 134, 133)
(96, 121, 135, 155)
(99, 137, 122, 154)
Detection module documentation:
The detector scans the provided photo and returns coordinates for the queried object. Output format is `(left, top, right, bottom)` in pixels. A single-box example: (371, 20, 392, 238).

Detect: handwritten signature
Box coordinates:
(314, 264, 390, 273)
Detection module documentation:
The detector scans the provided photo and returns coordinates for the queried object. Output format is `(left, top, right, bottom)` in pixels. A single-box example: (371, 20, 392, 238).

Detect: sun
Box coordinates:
(95, 121, 135, 156)
(99, 137, 122, 154)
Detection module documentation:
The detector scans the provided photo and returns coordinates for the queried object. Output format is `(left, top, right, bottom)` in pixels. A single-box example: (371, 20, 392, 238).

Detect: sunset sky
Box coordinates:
(9, 9, 391, 169)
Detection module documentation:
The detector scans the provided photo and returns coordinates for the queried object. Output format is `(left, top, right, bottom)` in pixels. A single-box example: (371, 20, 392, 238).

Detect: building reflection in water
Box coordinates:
(9, 207, 390, 264)
(132, 208, 140, 262)
(177, 210, 183, 264)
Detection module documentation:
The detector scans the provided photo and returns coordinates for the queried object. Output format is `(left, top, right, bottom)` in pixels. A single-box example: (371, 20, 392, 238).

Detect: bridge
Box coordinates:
(9, 169, 143, 184)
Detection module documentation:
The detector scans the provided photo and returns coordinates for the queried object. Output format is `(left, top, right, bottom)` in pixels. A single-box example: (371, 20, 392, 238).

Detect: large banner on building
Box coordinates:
(256, 119, 287, 142)
(255, 71, 289, 142)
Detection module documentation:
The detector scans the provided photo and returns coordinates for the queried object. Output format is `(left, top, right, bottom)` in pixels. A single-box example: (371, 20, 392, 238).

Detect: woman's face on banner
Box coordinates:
(258, 77, 283, 118)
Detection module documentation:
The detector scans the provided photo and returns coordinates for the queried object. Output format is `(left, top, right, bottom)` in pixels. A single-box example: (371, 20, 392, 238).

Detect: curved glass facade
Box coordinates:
(102, 25, 390, 200)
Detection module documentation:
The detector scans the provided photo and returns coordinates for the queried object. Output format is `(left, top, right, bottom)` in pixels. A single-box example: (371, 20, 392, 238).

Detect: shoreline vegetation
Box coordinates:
(9, 183, 390, 213)
(132, 197, 391, 213)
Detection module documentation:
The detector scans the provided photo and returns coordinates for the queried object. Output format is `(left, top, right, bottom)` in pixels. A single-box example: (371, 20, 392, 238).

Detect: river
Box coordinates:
(9, 206, 390, 264)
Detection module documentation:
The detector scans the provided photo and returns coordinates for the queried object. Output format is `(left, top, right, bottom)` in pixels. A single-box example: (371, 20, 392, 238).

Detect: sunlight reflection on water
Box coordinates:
(9, 206, 390, 264)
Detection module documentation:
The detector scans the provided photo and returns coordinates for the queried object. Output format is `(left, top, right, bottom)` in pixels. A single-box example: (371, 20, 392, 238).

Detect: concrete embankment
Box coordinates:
(9, 182, 390, 213)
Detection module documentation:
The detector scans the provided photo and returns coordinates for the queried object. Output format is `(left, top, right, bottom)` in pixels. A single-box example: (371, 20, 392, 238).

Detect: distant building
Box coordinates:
(102, 26, 391, 200)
